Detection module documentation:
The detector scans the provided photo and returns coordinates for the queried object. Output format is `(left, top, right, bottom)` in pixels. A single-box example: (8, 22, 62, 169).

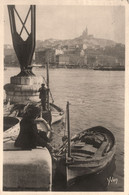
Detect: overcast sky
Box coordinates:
(4, 5, 125, 44)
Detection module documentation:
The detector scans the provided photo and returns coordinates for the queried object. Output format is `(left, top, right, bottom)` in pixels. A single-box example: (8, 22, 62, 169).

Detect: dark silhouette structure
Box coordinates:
(8, 5, 36, 76)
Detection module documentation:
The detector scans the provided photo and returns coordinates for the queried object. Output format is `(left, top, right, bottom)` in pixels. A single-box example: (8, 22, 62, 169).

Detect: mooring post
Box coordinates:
(67, 101, 71, 158)
(46, 61, 50, 110)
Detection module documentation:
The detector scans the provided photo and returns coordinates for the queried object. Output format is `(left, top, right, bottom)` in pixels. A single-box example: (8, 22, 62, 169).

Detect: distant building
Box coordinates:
(83, 44, 87, 50)
(68, 45, 76, 50)
(96, 55, 118, 66)
(35, 48, 56, 66)
(4, 44, 13, 49)
(35, 50, 46, 65)
(82, 26, 88, 37)
(4, 47, 19, 66)
(87, 55, 97, 68)
(80, 50, 85, 56)
(56, 55, 69, 67)
(81, 26, 94, 39)
(55, 48, 64, 55)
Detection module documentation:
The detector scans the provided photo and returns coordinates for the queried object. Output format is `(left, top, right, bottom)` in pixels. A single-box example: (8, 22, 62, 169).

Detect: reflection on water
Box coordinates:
(53, 157, 116, 191)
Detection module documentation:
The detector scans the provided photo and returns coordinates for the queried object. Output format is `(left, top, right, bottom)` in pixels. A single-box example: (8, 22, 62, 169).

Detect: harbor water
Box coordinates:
(4, 67, 124, 191)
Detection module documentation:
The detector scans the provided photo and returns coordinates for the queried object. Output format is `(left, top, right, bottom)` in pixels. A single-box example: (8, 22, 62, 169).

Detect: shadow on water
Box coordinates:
(52, 156, 116, 191)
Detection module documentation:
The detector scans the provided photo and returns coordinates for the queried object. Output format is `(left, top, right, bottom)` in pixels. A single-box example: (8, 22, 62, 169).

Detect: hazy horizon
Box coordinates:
(4, 5, 125, 45)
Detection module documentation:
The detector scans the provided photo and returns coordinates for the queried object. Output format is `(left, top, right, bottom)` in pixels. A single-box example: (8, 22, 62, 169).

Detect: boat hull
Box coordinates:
(56, 126, 116, 185)
(50, 103, 64, 124)
(4, 117, 20, 142)
(4, 102, 64, 125)
(67, 146, 115, 184)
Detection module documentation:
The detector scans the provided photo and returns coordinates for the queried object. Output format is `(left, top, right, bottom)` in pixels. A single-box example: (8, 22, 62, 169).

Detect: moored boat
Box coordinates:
(54, 103, 116, 186)
(4, 116, 20, 143)
(67, 126, 115, 184)
(50, 103, 64, 124)
(3, 115, 52, 143)
(56, 126, 116, 186)
(94, 64, 125, 71)
(4, 102, 64, 125)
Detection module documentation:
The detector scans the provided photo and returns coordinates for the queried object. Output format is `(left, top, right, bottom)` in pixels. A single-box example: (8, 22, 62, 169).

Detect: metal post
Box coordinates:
(46, 62, 49, 89)
(46, 59, 49, 110)
(67, 101, 71, 157)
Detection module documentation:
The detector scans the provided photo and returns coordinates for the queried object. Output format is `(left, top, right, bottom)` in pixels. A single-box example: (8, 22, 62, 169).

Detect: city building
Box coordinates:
(56, 54, 69, 67)
(4, 47, 19, 66)
(35, 48, 56, 66)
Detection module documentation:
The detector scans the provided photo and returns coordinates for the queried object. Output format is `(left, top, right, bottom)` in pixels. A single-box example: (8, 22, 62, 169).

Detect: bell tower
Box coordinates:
(82, 26, 88, 37)
(85, 26, 88, 36)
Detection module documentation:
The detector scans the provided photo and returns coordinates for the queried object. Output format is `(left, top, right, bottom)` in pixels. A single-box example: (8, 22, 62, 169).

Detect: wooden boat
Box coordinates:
(56, 125, 116, 185)
(4, 102, 64, 125)
(3, 116, 52, 144)
(54, 102, 116, 186)
(4, 116, 20, 143)
(68, 126, 115, 184)
(50, 103, 64, 124)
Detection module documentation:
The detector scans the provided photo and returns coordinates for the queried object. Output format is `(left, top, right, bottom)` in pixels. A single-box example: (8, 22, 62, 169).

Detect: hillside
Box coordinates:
(36, 27, 117, 49)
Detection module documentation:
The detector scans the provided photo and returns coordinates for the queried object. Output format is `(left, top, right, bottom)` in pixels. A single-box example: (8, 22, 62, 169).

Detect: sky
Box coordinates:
(4, 5, 125, 44)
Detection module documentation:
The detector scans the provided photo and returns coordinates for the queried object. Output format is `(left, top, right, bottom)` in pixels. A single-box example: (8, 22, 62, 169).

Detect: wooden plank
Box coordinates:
(71, 144, 97, 154)
(95, 141, 108, 157)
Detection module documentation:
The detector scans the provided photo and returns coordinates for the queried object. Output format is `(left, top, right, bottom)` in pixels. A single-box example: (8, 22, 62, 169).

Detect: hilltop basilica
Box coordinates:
(82, 26, 94, 39)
